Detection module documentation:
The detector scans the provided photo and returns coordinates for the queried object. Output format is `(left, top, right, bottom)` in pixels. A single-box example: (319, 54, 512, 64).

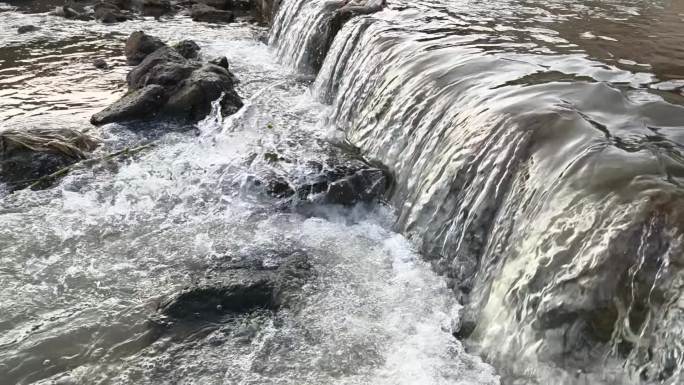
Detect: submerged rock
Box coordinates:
(17, 25, 39, 34)
(93, 58, 108, 69)
(190, 3, 235, 23)
(158, 250, 312, 321)
(92, 32, 243, 126)
(0, 128, 99, 191)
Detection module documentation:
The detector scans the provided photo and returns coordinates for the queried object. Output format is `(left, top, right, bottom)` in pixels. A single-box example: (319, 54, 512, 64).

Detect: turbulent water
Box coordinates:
(270, 0, 684, 384)
(0, 4, 499, 385)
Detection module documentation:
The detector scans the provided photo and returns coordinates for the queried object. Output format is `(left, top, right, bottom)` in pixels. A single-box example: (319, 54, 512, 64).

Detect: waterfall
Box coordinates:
(270, 0, 684, 384)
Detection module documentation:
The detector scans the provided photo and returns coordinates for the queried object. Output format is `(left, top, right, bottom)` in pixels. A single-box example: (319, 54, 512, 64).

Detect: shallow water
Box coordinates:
(0, 4, 499, 385)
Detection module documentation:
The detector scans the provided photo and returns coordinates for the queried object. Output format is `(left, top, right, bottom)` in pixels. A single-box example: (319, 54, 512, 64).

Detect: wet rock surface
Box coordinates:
(0, 128, 99, 191)
(91, 32, 243, 126)
(257, 159, 390, 206)
(157, 250, 312, 322)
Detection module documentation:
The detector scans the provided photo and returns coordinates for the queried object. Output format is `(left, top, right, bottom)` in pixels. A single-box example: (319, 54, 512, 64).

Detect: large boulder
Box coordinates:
(124, 31, 167, 65)
(92, 32, 243, 126)
(190, 3, 235, 23)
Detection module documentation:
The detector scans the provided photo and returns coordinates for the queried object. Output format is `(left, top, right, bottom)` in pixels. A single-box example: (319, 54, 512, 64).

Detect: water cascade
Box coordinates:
(270, 0, 684, 383)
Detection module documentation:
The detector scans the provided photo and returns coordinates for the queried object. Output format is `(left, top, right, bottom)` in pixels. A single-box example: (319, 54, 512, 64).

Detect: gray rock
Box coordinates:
(124, 31, 167, 65)
(173, 40, 201, 60)
(209, 56, 229, 70)
(90, 84, 168, 125)
(190, 3, 235, 23)
(157, 250, 312, 320)
(162, 63, 242, 120)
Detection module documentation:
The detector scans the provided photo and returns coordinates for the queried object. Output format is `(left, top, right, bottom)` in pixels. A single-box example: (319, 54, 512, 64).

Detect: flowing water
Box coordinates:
(270, 0, 684, 384)
(3, 0, 684, 384)
(0, 3, 499, 385)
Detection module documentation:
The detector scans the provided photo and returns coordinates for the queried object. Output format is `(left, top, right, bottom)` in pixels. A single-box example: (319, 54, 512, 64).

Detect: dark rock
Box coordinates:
(190, 3, 235, 23)
(209, 56, 229, 70)
(266, 177, 294, 198)
(126, 46, 189, 88)
(93, 58, 108, 69)
(295, 162, 389, 205)
(17, 25, 39, 34)
(0, 128, 99, 191)
(90, 84, 168, 125)
(161, 63, 243, 120)
(324, 168, 388, 205)
(124, 31, 166, 65)
(0, 151, 77, 191)
(94, 1, 131, 23)
(92, 33, 243, 126)
(158, 250, 312, 321)
(173, 40, 201, 60)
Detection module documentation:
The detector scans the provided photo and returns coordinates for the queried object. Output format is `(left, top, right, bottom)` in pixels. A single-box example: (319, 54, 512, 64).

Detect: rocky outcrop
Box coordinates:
(91, 32, 243, 126)
(0, 128, 99, 191)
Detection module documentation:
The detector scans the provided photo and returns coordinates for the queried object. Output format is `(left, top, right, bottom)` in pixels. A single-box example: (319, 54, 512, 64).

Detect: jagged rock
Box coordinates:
(92, 32, 243, 126)
(90, 84, 168, 125)
(209, 56, 229, 70)
(173, 40, 201, 60)
(157, 250, 312, 321)
(17, 25, 39, 34)
(93, 58, 108, 69)
(124, 31, 167, 65)
(127, 46, 191, 88)
(162, 63, 242, 120)
(191, 3, 235, 23)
